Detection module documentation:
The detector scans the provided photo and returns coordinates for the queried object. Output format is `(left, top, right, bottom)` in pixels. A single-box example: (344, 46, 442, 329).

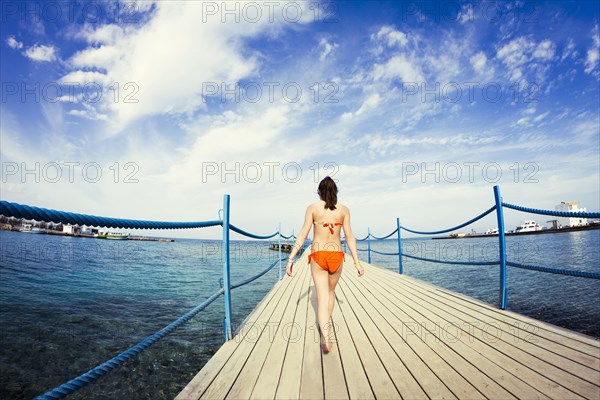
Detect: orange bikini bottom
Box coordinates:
(308, 251, 345, 274)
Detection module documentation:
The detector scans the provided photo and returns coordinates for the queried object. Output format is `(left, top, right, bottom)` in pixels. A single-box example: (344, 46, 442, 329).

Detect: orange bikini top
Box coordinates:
(313, 221, 343, 234)
(314, 207, 342, 234)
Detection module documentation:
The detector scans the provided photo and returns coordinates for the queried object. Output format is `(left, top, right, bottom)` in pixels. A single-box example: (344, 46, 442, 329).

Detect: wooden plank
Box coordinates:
(321, 271, 350, 400)
(344, 277, 460, 398)
(398, 274, 600, 367)
(399, 275, 600, 375)
(227, 253, 311, 398)
(334, 273, 403, 399)
(399, 290, 598, 398)
(377, 265, 600, 353)
(250, 252, 311, 399)
(176, 273, 293, 400)
(367, 267, 591, 399)
(390, 272, 600, 391)
(328, 266, 375, 399)
(274, 253, 313, 399)
(350, 267, 542, 399)
(178, 256, 599, 400)
(299, 276, 325, 399)
(342, 271, 498, 399)
(199, 265, 302, 399)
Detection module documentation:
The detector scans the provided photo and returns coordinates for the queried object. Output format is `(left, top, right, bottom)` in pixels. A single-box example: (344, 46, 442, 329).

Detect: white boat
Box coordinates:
(485, 228, 499, 235)
(106, 232, 129, 240)
(21, 223, 44, 234)
(515, 220, 542, 233)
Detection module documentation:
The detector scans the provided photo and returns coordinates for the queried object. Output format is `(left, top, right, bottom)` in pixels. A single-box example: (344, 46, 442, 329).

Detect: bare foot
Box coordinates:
(318, 323, 331, 353)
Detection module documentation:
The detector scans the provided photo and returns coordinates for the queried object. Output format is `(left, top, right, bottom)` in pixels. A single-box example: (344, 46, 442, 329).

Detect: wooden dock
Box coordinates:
(177, 249, 600, 399)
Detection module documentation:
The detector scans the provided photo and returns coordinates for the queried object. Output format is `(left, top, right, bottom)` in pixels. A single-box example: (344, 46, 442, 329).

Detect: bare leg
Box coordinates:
(310, 260, 333, 352)
(328, 264, 343, 318)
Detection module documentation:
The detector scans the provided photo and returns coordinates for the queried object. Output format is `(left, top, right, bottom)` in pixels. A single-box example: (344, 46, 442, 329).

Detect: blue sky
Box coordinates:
(1, 0, 599, 239)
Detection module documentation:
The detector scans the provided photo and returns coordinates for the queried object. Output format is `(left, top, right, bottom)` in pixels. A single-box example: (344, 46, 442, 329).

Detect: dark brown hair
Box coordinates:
(318, 176, 338, 210)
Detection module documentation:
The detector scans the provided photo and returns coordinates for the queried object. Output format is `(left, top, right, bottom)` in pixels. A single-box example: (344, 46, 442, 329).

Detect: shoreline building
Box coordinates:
(62, 224, 81, 235)
(555, 202, 588, 227)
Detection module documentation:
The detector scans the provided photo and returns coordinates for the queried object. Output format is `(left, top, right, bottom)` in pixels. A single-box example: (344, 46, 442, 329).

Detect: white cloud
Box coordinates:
(533, 39, 555, 61)
(355, 93, 381, 116)
(560, 38, 577, 62)
(515, 117, 530, 127)
(6, 36, 23, 49)
(59, 70, 112, 86)
(340, 112, 353, 122)
(370, 25, 408, 56)
(584, 25, 600, 75)
(61, 1, 316, 134)
(532, 111, 549, 123)
(496, 36, 556, 83)
(70, 45, 121, 69)
(318, 38, 338, 61)
(372, 26, 408, 48)
(372, 55, 424, 83)
(458, 4, 475, 24)
(23, 44, 57, 62)
(72, 23, 127, 45)
(469, 51, 495, 80)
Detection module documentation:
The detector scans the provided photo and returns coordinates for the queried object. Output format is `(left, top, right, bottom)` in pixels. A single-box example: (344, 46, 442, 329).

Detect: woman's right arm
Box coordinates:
(286, 205, 313, 276)
(342, 206, 364, 277)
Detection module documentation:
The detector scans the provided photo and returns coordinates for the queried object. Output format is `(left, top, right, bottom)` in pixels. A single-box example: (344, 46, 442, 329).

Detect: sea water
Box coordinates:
(0, 229, 598, 399)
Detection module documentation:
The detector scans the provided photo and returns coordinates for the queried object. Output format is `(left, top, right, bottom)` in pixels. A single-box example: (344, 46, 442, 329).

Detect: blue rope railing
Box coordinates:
(231, 257, 286, 289)
(229, 224, 278, 239)
(403, 253, 498, 266)
(400, 205, 497, 235)
(34, 289, 225, 400)
(0, 201, 294, 240)
(354, 185, 599, 311)
(503, 202, 600, 219)
(507, 261, 600, 279)
(34, 255, 287, 400)
(370, 249, 400, 256)
(370, 228, 398, 240)
(0, 200, 222, 230)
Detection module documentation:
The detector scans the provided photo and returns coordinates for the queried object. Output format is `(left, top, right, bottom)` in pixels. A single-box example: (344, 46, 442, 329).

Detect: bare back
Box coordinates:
(310, 200, 347, 252)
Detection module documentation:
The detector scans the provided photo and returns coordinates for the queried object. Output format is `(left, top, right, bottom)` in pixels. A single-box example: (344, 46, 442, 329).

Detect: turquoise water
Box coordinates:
(1, 229, 599, 399)
(0, 230, 283, 399)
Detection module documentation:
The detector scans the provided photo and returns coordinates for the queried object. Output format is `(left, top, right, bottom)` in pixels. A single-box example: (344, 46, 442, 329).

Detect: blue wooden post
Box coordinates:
(278, 222, 282, 280)
(493, 185, 508, 310)
(222, 194, 233, 341)
(397, 218, 403, 274)
(367, 227, 371, 264)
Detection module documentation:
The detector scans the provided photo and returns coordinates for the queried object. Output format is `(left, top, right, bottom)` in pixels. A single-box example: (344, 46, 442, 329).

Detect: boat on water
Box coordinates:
(94, 230, 108, 239)
(20, 223, 44, 234)
(105, 232, 130, 240)
(269, 243, 292, 252)
(514, 220, 542, 233)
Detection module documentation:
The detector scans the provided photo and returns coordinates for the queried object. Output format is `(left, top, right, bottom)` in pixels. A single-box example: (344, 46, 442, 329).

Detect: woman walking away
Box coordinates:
(285, 176, 364, 353)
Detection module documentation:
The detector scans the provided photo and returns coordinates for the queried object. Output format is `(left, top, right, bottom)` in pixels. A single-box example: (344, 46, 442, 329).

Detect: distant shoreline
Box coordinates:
(433, 223, 600, 240)
(0, 224, 174, 242)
